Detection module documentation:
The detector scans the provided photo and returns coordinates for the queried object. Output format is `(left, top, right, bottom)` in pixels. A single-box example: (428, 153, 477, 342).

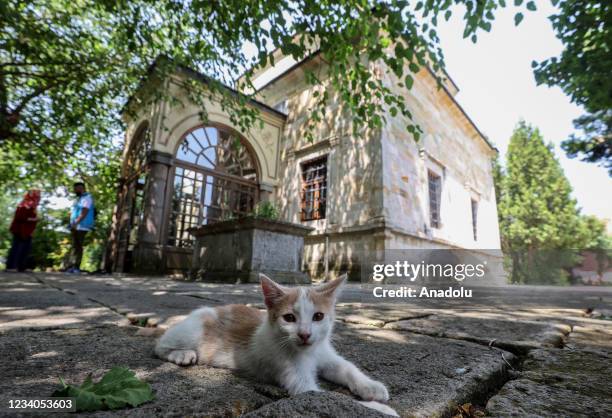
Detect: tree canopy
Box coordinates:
(1, 0, 543, 191)
(533, 0, 611, 174)
(496, 121, 609, 284)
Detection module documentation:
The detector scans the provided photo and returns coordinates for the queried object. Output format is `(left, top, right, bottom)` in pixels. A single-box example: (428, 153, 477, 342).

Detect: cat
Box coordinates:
(154, 273, 395, 414)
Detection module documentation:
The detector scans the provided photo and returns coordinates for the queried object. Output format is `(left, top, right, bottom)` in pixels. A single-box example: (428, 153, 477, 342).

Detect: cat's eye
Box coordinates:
(313, 312, 324, 321)
(282, 313, 296, 322)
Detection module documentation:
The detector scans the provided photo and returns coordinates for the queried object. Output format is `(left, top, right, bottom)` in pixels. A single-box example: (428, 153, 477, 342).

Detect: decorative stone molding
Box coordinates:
(190, 217, 313, 237)
(287, 135, 341, 161)
(148, 150, 174, 166)
(259, 182, 275, 193)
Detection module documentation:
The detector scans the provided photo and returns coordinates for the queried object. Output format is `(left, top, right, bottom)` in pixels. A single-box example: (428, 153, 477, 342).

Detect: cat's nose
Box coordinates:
(298, 332, 311, 343)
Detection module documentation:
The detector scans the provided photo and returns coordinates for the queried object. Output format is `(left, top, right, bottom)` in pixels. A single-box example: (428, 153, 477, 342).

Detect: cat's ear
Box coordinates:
(259, 273, 287, 309)
(315, 273, 347, 300)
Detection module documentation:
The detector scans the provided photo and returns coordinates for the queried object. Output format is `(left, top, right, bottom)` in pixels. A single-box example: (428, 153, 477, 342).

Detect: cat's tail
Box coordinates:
(135, 326, 167, 337)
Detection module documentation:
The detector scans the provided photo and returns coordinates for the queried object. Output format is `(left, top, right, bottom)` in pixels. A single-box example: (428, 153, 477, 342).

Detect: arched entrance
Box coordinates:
(165, 125, 260, 248)
(118, 123, 151, 272)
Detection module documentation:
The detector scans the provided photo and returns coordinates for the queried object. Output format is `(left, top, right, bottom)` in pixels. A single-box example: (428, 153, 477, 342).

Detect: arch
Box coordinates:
(173, 123, 260, 182)
(162, 111, 274, 184)
(165, 124, 261, 248)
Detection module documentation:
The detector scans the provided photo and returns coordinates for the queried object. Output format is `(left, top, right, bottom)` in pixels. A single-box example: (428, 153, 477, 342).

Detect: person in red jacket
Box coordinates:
(6, 190, 41, 272)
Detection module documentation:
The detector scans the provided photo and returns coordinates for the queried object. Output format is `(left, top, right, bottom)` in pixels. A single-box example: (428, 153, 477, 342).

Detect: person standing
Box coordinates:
(67, 182, 95, 274)
(6, 190, 41, 272)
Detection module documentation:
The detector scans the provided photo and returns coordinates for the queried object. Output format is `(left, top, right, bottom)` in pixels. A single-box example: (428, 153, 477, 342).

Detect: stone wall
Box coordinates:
(379, 64, 501, 250)
(256, 57, 386, 279)
(256, 55, 501, 279)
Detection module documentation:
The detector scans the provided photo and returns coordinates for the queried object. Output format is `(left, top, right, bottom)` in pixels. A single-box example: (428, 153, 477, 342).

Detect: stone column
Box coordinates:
(133, 150, 173, 274)
(259, 182, 275, 203)
(108, 178, 128, 272)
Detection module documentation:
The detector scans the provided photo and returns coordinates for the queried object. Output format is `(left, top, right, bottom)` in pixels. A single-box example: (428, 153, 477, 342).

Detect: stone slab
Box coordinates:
(336, 303, 433, 327)
(3, 273, 611, 417)
(0, 310, 517, 418)
(330, 322, 516, 417)
(0, 325, 275, 418)
(0, 274, 122, 330)
(383, 313, 570, 354)
(242, 391, 390, 417)
(486, 322, 612, 418)
(564, 323, 612, 355)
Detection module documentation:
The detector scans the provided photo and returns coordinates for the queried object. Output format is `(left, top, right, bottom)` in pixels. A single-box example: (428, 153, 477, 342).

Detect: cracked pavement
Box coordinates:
(1, 272, 611, 417)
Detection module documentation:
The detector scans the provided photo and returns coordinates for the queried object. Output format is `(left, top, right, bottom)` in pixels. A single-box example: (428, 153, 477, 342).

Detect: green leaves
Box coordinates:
(404, 75, 414, 90)
(51, 367, 154, 412)
(0, 0, 547, 215)
(514, 12, 524, 26)
(532, 0, 611, 172)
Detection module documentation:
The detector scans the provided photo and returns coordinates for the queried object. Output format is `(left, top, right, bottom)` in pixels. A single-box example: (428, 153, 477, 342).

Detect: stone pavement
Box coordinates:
(1, 272, 611, 417)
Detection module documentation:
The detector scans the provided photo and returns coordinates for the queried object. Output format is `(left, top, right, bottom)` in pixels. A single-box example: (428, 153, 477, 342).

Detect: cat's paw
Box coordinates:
(167, 349, 197, 366)
(352, 379, 389, 402)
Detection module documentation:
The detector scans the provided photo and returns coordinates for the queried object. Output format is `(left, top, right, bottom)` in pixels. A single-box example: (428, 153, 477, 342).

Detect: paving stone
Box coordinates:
(242, 391, 390, 417)
(383, 313, 570, 354)
(0, 325, 274, 418)
(34, 274, 262, 325)
(331, 323, 516, 417)
(336, 303, 432, 326)
(0, 274, 121, 330)
(486, 326, 612, 418)
(565, 322, 612, 355)
(0, 301, 517, 417)
(486, 377, 612, 418)
(2, 272, 611, 417)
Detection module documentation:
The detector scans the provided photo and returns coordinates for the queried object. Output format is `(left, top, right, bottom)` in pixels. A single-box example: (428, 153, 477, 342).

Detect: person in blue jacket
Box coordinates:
(66, 182, 95, 274)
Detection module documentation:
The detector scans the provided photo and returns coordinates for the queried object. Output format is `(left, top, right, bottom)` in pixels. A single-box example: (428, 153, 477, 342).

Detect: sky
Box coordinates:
(437, 2, 611, 222)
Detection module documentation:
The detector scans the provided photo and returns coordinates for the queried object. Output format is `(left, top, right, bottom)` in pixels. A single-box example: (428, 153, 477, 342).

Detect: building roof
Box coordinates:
(121, 55, 287, 120)
(251, 49, 496, 153)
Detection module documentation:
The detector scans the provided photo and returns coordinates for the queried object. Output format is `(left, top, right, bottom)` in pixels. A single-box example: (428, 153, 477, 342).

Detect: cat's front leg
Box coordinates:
(278, 366, 320, 395)
(318, 347, 389, 402)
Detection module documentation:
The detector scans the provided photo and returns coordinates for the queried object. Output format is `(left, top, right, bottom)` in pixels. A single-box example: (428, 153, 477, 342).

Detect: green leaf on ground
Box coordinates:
(51, 367, 154, 412)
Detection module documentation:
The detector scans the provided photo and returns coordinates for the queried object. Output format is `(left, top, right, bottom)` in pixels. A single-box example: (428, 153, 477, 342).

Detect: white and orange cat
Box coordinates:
(154, 274, 393, 412)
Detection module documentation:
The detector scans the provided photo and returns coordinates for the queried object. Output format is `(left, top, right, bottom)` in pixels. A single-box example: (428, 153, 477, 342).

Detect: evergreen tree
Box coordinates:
(498, 121, 585, 284)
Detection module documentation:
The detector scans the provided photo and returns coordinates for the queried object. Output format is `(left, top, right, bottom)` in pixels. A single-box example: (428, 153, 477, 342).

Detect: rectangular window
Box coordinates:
(301, 157, 327, 221)
(428, 171, 442, 228)
(471, 199, 478, 241)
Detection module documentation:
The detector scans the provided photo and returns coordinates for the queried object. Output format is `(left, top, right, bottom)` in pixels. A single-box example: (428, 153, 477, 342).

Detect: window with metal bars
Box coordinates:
(301, 157, 327, 221)
(471, 199, 478, 241)
(166, 126, 259, 247)
(428, 170, 442, 229)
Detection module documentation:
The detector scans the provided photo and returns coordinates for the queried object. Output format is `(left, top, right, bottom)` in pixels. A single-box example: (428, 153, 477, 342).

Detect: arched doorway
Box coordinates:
(120, 123, 152, 271)
(165, 125, 259, 248)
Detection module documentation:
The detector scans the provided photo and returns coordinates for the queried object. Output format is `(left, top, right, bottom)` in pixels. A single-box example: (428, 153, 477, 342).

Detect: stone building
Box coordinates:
(109, 53, 501, 278)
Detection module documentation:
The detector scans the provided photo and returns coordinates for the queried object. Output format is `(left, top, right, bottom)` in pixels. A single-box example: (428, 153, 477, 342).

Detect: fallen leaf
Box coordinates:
(51, 367, 154, 412)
